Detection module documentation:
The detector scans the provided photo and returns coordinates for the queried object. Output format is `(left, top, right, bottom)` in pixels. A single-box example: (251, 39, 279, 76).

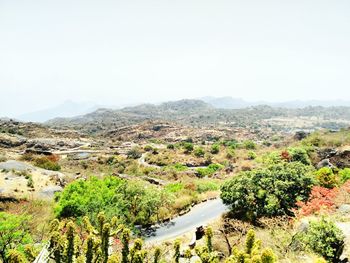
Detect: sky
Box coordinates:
(1, 0, 350, 117)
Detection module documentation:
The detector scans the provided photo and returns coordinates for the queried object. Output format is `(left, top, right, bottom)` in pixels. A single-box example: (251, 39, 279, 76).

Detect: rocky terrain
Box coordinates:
(46, 99, 350, 135)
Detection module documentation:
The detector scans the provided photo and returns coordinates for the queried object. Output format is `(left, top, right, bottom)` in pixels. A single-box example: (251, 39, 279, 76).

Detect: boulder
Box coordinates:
(39, 186, 63, 198)
(294, 131, 309, 141)
(317, 158, 335, 169)
(0, 133, 27, 148)
(0, 160, 34, 171)
(338, 204, 350, 214)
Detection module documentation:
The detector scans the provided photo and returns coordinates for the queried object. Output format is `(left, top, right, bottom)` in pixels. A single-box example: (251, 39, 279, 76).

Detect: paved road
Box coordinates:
(144, 198, 229, 243)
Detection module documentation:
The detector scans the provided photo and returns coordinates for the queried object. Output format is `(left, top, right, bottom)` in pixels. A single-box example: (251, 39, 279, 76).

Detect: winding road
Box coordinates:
(144, 198, 229, 243)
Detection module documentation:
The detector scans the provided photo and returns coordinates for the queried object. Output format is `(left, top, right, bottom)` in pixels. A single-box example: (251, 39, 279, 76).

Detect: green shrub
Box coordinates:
(0, 212, 32, 263)
(221, 162, 314, 221)
(164, 163, 188, 172)
(223, 139, 239, 149)
(315, 167, 338, 188)
(226, 148, 236, 159)
(196, 164, 223, 178)
(287, 147, 311, 165)
(164, 183, 184, 193)
(27, 176, 34, 188)
(339, 168, 350, 184)
(144, 145, 153, 152)
(194, 147, 205, 157)
(303, 218, 344, 262)
(127, 148, 142, 159)
(210, 144, 220, 154)
(247, 151, 257, 160)
(195, 181, 220, 193)
(243, 140, 256, 150)
(183, 142, 194, 154)
(34, 157, 61, 171)
(55, 177, 167, 226)
(167, 144, 175, 150)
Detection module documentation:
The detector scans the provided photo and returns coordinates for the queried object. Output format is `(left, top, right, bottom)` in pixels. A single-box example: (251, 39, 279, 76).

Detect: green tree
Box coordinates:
(221, 162, 314, 221)
(0, 212, 32, 263)
(55, 177, 166, 226)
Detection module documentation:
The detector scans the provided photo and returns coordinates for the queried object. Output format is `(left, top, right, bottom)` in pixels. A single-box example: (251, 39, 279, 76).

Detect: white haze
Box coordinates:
(1, 0, 350, 117)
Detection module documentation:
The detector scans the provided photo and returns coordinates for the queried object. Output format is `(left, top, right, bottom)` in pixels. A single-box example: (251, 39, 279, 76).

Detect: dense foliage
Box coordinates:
(55, 177, 170, 226)
(302, 218, 344, 262)
(0, 212, 32, 263)
(221, 162, 314, 221)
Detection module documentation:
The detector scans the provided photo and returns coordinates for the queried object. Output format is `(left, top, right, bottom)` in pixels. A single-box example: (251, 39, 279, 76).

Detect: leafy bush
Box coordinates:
(144, 145, 153, 152)
(194, 147, 205, 157)
(195, 181, 220, 194)
(196, 164, 223, 178)
(34, 156, 61, 171)
(221, 162, 314, 221)
(183, 142, 194, 154)
(164, 183, 184, 193)
(210, 144, 220, 154)
(226, 148, 236, 159)
(303, 218, 344, 262)
(296, 186, 337, 216)
(55, 177, 168, 226)
(243, 140, 256, 150)
(167, 144, 175, 149)
(287, 147, 311, 165)
(339, 168, 350, 184)
(127, 147, 142, 159)
(164, 163, 188, 172)
(315, 167, 338, 188)
(0, 212, 32, 263)
(247, 151, 257, 160)
(223, 139, 239, 149)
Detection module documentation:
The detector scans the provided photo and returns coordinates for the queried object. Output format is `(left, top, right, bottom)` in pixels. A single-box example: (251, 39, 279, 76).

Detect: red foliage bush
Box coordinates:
(295, 186, 338, 216)
(47, 154, 60, 162)
(280, 150, 291, 162)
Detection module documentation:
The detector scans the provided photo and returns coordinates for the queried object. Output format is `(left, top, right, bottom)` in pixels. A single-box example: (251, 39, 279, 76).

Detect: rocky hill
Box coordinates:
(46, 99, 350, 135)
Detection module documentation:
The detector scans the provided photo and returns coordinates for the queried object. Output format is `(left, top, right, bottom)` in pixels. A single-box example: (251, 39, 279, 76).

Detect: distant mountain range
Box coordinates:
(17, 101, 99, 123)
(201, 96, 350, 109)
(12, 97, 350, 123)
(45, 99, 350, 134)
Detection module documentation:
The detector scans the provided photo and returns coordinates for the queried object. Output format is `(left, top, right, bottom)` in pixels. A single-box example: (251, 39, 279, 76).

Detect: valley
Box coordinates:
(1, 100, 350, 262)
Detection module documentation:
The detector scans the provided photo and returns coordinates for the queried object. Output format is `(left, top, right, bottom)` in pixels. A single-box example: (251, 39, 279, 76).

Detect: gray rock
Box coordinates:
(338, 204, 350, 214)
(0, 160, 34, 171)
(0, 133, 27, 148)
(297, 219, 309, 233)
(39, 186, 63, 198)
(317, 158, 334, 169)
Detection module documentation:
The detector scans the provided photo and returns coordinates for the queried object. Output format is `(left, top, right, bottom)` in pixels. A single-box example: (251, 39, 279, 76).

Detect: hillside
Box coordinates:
(46, 99, 350, 135)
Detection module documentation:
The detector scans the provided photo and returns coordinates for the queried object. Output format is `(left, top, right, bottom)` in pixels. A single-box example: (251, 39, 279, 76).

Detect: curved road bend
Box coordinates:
(145, 198, 229, 243)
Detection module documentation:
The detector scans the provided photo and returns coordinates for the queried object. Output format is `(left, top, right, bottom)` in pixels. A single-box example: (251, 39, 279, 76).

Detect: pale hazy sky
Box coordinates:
(1, 0, 350, 117)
